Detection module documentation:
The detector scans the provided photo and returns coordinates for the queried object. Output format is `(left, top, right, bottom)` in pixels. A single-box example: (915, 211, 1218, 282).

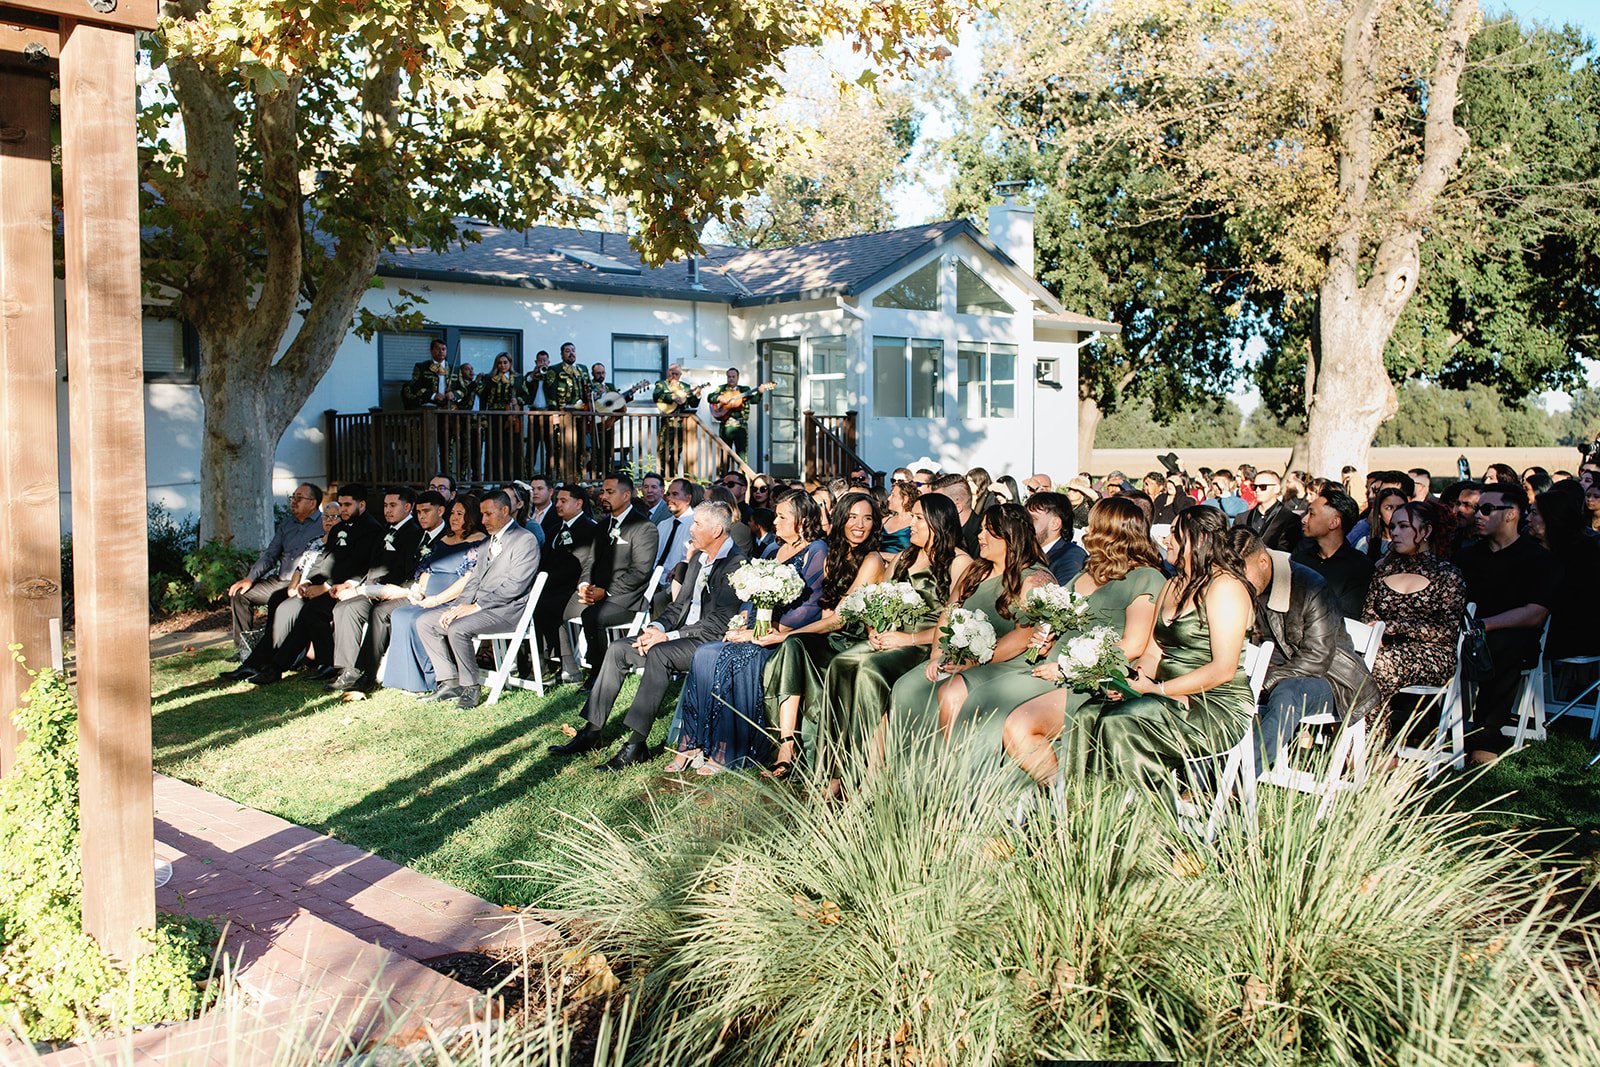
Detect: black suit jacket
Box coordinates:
(308, 513, 383, 585)
(542, 514, 598, 591)
(361, 516, 425, 587)
(591, 507, 660, 608)
(1235, 501, 1302, 554)
(1046, 539, 1088, 585)
(652, 545, 746, 645)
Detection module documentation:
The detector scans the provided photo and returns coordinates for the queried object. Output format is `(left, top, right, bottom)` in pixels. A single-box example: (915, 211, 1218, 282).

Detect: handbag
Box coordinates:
(1460, 619, 1495, 683)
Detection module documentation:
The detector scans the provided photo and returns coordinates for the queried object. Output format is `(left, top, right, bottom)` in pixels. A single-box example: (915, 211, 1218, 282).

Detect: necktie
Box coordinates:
(656, 518, 681, 568)
(490, 535, 503, 560)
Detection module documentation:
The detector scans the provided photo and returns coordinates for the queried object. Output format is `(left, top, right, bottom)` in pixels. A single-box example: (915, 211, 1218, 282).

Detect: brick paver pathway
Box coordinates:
(5, 775, 556, 1066)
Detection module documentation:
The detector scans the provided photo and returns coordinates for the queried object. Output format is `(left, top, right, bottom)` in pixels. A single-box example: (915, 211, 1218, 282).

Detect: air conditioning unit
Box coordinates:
(1035, 357, 1061, 388)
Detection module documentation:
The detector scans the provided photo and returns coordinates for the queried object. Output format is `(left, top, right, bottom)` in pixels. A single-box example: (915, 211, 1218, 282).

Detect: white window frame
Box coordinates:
(957, 340, 1019, 419)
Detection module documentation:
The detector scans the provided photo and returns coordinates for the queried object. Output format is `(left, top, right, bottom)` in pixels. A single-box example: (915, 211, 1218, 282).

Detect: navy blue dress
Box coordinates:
(673, 540, 828, 768)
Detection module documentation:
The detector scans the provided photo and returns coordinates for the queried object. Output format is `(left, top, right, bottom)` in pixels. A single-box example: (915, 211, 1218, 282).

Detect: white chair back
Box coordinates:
(1344, 618, 1385, 671)
(1243, 640, 1274, 702)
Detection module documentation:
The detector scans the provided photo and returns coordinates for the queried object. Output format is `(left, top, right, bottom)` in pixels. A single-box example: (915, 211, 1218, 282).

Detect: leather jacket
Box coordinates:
(1255, 551, 1379, 723)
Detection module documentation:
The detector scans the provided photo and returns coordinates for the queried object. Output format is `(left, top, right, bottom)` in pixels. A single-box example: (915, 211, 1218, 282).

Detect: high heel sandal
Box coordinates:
(762, 735, 802, 781)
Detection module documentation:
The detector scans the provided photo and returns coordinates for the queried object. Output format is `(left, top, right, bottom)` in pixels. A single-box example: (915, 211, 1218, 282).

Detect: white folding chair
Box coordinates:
(471, 573, 549, 706)
(1506, 616, 1553, 751)
(565, 564, 665, 671)
(1544, 654, 1600, 740)
(1257, 620, 1383, 818)
(1178, 639, 1273, 842)
(1395, 606, 1474, 778)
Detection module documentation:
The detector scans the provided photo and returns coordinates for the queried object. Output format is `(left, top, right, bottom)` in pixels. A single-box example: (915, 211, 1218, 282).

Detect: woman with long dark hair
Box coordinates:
(1077, 505, 1254, 792)
(1361, 499, 1466, 717)
(665, 491, 828, 774)
(879, 480, 918, 555)
(995, 498, 1167, 783)
(756, 492, 888, 779)
(814, 493, 973, 775)
(967, 466, 998, 515)
(890, 503, 1052, 746)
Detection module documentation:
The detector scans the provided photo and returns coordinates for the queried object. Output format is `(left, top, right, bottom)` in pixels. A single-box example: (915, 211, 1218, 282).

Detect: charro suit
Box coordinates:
(417, 522, 542, 688)
(580, 542, 746, 737)
(569, 507, 660, 674)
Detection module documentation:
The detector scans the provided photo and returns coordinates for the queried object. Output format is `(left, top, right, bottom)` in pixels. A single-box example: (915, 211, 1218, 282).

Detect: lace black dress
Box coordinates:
(1361, 551, 1467, 711)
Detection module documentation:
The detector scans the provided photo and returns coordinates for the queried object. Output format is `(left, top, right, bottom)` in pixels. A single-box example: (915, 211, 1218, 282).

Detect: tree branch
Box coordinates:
(241, 78, 305, 363)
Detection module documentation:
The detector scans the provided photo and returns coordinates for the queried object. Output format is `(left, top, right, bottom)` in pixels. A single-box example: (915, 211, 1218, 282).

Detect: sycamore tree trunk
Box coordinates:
(1077, 394, 1104, 474)
(1300, 0, 1473, 482)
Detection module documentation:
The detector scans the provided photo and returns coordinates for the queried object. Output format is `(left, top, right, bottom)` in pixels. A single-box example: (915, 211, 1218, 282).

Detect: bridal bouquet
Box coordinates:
(837, 581, 927, 633)
(1057, 626, 1138, 698)
(939, 608, 997, 670)
(1016, 584, 1094, 662)
(729, 558, 804, 637)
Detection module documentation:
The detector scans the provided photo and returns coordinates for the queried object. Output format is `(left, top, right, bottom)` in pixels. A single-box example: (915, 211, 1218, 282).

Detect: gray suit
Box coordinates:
(418, 522, 542, 688)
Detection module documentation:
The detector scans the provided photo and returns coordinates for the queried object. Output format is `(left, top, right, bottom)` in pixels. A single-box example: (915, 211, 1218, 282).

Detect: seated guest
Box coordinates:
(414, 491, 542, 709)
(667, 493, 828, 774)
(879, 480, 917, 555)
(1586, 480, 1600, 534)
(219, 502, 339, 680)
(548, 502, 745, 771)
(749, 507, 778, 559)
(226, 482, 324, 652)
(811, 494, 972, 780)
(650, 478, 697, 614)
(1076, 506, 1254, 796)
(379, 495, 489, 694)
(809, 484, 837, 535)
(1062, 477, 1096, 529)
(1455, 483, 1558, 762)
(1290, 487, 1374, 618)
(427, 474, 457, 503)
(931, 473, 982, 556)
(1026, 491, 1088, 584)
(1348, 471, 1415, 551)
(1230, 528, 1377, 769)
(890, 505, 1054, 751)
(1361, 499, 1467, 723)
(1531, 482, 1600, 662)
(328, 488, 445, 693)
(1233, 471, 1300, 553)
(756, 493, 889, 780)
(1144, 471, 1190, 525)
(533, 483, 598, 680)
(567, 473, 660, 686)
(999, 497, 1166, 784)
(1408, 468, 1432, 502)
(1360, 488, 1409, 560)
(640, 472, 670, 524)
(1441, 479, 1484, 556)
(1204, 469, 1248, 519)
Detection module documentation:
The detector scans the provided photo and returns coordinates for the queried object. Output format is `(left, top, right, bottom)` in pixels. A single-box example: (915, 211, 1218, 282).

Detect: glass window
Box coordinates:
(911, 339, 944, 418)
(142, 317, 198, 381)
(807, 335, 849, 416)
(955, 341, 1018, 418)
(458, 331, 519, 378)
(611, 335, 667, 395)
(955, 260, 1014, 316)
(873, 337, 907, 417)
(872, 259, 939, 311)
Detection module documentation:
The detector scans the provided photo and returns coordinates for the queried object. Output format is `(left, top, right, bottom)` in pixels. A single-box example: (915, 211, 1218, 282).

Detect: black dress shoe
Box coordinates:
(419, 683, 462, 703)
(218, 666, 258, 682)
(456, 685, 483, 709)
(309, 664, 341, 681)
(597, 738, 653, 772)
(548, 729, 603, 756)
(249, 669, 283, 686)
(327, 669, 366, 693)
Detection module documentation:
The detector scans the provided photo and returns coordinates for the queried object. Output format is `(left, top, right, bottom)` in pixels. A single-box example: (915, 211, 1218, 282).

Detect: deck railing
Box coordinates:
(325, 408, 756, 488)
(803, 411, 879, 488)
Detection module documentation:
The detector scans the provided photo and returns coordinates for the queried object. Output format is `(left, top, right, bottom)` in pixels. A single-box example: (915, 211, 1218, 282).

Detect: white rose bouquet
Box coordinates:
(1016, 584, 1094, 662)
(729, 558, 805, 638)
(837, 581, 927, 633)
(1057, 626, 1139, 698)
(939, 607, 998, 670)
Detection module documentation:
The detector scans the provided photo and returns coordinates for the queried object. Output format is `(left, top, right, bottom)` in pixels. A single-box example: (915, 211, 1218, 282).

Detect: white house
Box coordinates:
(65, 199, 1115, 521)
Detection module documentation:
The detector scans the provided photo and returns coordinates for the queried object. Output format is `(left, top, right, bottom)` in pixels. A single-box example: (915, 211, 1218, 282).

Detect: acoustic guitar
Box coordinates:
(710, 381, 776, 423)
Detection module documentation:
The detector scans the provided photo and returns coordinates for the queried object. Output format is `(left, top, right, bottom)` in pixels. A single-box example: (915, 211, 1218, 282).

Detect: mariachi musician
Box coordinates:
(707, 366, 775, 462)
(651, 363, 708, 477)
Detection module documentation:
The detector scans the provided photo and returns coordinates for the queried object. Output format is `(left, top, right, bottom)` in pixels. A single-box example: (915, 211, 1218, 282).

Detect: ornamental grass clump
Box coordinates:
(0, 660, 213, 1042)
(531, 738, 1600, 1066)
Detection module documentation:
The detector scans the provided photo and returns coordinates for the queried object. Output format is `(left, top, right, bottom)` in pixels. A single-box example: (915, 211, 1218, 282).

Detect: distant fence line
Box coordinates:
(1086, 447, 1582, 481)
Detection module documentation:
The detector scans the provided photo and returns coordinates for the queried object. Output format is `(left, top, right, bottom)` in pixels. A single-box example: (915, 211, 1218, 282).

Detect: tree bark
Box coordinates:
(1077, 395, 1103, 474)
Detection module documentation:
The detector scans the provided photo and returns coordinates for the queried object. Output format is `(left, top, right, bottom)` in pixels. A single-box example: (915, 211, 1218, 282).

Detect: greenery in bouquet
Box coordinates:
(939, 607, 997, 669)
(837, 580, 927, 633)
(1057, 625, 1138, 698)
(1016, 583, 1094, 661)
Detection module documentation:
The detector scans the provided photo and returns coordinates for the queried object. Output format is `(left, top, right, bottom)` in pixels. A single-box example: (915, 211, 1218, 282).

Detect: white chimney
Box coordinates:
(986, 182, 1035, 279)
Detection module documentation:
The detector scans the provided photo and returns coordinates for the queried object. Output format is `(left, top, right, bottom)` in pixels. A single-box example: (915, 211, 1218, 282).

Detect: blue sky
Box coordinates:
(884, 0, 1598, 410)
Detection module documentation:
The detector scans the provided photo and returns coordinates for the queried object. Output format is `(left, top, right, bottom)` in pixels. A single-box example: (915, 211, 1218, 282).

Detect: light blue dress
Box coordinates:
(379, 541, 483, 692)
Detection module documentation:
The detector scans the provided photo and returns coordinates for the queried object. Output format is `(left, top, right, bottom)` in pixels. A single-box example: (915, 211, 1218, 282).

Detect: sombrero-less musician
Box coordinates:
(707, 367, 775, 463)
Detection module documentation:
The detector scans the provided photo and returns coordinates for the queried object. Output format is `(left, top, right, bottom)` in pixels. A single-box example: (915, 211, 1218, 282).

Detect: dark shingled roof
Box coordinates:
(376, 217, 1047, 309)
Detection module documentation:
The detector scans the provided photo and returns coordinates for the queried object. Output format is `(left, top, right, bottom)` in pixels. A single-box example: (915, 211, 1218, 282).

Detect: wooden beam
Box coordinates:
(59, 18, 152, 957)
(3, 0, 154, 33)
(0, 68, 63, 775)
(0, 20, 59, 63)
(0, 69, 63, 771)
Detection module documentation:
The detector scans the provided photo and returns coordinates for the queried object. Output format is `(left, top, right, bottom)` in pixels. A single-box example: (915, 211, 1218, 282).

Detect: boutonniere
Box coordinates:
(419, 542, 433, 559)
(557, 532, 572, 547)
(336, 530, 349, 546)
(383, 532, 396, 551)
(609, 525, 624, 544)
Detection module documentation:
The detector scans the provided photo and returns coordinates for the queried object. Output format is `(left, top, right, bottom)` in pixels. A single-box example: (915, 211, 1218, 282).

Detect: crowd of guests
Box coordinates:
(218, 455, 1600, 796)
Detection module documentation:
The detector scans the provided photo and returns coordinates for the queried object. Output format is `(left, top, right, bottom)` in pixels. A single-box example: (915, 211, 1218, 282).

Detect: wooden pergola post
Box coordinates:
(1, 0, 156, 959)
(0, 48, 63, 773)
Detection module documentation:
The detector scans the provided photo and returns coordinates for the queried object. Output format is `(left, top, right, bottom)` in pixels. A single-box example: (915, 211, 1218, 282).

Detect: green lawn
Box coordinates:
(151, 647, 728, 906)
(154, 647, 1600, 906)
